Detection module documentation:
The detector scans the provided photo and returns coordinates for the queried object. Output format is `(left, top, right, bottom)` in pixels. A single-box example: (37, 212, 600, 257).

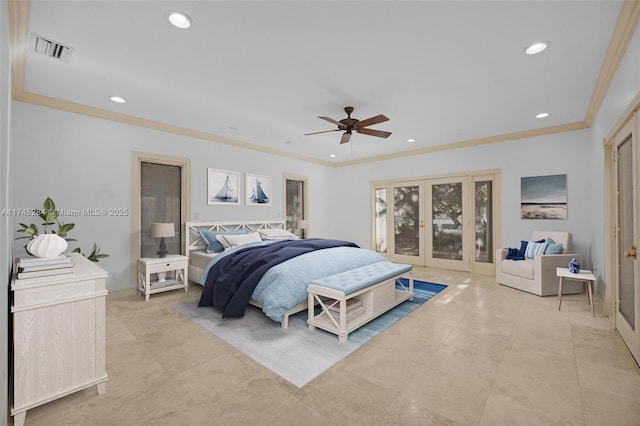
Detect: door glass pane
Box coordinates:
(618, 136, 635, 330)
(394, 186, 419, 256)
(374, 188, 387, 253)
(475, 180, 493, 263)
(285, 179, 305, 238)
(432, 183, 462, 260)
(141, 162, 181, 258)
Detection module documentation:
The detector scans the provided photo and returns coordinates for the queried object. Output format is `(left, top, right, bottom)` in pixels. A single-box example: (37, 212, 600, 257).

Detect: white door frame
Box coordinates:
(131, 152, 191, 286)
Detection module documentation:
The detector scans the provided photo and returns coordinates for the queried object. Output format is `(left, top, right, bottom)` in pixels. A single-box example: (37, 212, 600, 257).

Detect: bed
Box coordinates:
(184, 221, 388, 327)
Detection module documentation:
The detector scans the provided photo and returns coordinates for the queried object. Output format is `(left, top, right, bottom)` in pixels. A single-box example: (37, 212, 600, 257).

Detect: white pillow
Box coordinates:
(258, 229, 299, 240)
(215, 232, 262, 249)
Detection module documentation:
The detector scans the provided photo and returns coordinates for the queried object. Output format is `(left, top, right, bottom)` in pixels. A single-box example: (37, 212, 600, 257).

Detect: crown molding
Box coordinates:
(584, 0, 640, 125)
(335, 121, 589, 167)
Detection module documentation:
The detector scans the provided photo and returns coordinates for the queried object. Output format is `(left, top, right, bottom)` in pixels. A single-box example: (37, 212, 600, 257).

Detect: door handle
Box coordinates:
(624, 245, 637, 259)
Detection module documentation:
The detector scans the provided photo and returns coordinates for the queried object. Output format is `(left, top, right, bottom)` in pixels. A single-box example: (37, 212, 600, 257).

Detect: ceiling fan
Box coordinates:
(305, 106, 392, 144)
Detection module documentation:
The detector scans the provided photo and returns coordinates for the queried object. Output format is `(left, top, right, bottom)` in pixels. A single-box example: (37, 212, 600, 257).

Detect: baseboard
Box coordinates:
(106, 288, 137, 299)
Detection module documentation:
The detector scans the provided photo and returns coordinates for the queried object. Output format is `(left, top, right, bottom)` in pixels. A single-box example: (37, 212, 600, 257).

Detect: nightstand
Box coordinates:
(138, 254, 188, 301)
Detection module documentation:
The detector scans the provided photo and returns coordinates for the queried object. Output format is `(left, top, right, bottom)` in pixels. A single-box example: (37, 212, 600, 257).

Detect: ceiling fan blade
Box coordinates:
(304, 129, 341, 136)
(318, 116, 342, 126)
(340, 132, 352, 144)
(356, 127, 392, 138)
(356, 114, 389, 128)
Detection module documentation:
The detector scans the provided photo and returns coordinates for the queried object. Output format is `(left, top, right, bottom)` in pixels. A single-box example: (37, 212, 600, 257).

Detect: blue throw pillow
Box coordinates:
(198, 229, 247, 253)
(517, 240, 529, 259)
(525, 240, 549, 259)
(544, 237, 563, 254)
(506, 248, 520, 259)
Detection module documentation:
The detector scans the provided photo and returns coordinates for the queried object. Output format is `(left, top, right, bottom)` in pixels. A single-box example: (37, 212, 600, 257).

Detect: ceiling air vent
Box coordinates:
(30, 33, 74, 63)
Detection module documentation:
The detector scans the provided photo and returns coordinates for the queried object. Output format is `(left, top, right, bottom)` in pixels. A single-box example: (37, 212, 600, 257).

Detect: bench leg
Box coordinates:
(307, 292, 315, 329)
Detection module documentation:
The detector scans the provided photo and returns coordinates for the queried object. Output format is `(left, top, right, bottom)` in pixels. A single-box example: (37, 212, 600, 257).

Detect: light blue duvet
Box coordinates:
(199, 240, 386, 322)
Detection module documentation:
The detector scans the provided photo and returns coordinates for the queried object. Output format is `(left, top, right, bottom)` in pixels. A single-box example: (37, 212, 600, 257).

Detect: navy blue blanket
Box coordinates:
(198, 238, 359, 318)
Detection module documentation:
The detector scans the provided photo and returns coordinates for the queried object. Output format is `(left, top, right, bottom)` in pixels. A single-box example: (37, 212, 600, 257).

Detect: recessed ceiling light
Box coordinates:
(524, 41, 550, 55)
(329, 154, 336, 158)
(536, 112, 550, 118)
(109, 96, 126, 103)
(407, 138, 416, 143)
(167, 11, 192, 29)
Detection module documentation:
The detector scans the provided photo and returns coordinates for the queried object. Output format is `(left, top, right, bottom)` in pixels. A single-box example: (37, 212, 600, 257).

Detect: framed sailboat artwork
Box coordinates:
(245, 173, 272, 206)
(207, 168, 240, 205)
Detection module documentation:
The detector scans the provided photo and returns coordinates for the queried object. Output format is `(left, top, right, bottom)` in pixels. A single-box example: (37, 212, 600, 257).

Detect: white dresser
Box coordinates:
(11, 253, 108, 426)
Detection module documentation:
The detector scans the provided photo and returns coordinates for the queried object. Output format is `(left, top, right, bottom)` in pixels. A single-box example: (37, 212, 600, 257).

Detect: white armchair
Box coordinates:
(496, 231, 583, 296)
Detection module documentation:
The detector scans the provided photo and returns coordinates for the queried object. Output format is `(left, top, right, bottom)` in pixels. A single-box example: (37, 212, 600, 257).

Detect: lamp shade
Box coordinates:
(297, 219, 309, 230)
(150, 223, 175, 238)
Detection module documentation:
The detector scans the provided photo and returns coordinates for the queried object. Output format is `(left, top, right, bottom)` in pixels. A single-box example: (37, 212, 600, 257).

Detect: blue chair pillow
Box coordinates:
(544, 237, 563, 254)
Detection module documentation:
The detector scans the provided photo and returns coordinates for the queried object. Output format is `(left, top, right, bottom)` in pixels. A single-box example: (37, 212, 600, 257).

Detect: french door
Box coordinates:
(375, 172, 497, 273)
(284, 175, 308, 238)
(426, 177, 470, 271)
(614, 115, 640, 363)
(388, 181, 425, 265)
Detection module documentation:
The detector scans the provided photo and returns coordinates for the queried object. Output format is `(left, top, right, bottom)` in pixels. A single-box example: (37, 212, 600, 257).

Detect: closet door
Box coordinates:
(614, 116, 640, 364)
(425, 177, 470, 271)
(388, 181, 425, 265)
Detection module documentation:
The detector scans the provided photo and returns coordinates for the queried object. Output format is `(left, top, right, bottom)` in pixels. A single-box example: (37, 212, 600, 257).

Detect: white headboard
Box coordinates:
(185, 220, 286, 253)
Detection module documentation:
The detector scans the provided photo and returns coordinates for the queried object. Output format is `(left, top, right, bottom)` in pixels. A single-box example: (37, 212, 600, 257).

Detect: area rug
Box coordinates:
(172, 279, 446, 387)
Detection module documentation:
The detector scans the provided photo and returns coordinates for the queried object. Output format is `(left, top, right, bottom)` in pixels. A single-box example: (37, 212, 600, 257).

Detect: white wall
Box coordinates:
(1, 2, 11, 424)
(10, 103, 335, 292)
(330, 129, 595, 259)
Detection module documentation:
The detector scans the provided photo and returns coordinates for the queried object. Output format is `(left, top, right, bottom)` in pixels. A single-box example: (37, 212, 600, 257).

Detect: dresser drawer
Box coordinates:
(144, 259, 185, 274)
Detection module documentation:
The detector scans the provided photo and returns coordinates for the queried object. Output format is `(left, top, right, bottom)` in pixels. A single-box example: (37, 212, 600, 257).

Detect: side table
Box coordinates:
(138, 254, 188, 301)
(556, 267, 596, 317)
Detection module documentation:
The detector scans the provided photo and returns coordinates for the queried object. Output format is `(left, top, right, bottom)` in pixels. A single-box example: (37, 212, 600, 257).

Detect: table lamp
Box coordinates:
(150, 222, 175, 258)
(297, 219, 309, 239)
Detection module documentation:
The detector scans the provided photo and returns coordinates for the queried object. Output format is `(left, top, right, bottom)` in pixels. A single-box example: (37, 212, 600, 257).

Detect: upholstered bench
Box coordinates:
(307, 261, 413, 342)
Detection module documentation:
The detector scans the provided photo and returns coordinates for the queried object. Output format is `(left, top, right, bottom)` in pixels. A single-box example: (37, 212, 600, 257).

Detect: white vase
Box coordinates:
(27, 234, 68, 258)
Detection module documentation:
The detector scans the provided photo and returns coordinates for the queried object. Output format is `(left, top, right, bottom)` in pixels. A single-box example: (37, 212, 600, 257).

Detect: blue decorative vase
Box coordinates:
(568, 258, 580, 273)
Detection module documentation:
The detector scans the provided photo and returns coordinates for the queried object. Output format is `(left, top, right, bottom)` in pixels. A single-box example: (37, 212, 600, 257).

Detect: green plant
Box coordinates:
(72, 243, 109, 262)
(17, 197, 76, 240)
(16, 197, 109, 262)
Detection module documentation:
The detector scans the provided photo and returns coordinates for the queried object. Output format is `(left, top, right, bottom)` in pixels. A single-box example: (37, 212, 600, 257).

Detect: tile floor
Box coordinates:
(17, 267, 640, 425)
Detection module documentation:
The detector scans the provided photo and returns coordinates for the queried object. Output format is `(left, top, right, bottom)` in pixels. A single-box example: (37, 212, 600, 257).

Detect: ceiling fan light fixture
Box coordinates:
(305, 106, 391, 144)
(167, 11, 192, 29)
(524, 41, 550, 55)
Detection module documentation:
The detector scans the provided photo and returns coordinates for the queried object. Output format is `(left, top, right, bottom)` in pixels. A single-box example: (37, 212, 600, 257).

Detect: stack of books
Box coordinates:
(17, 254, 74, 279)
(327, 298, 365, 321)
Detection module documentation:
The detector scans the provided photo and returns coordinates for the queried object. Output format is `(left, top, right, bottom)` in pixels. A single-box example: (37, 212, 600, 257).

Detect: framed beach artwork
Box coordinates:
(207, 168, 240, 205)
(245, 173, 271, 206)
(520, 174, 567, 219)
